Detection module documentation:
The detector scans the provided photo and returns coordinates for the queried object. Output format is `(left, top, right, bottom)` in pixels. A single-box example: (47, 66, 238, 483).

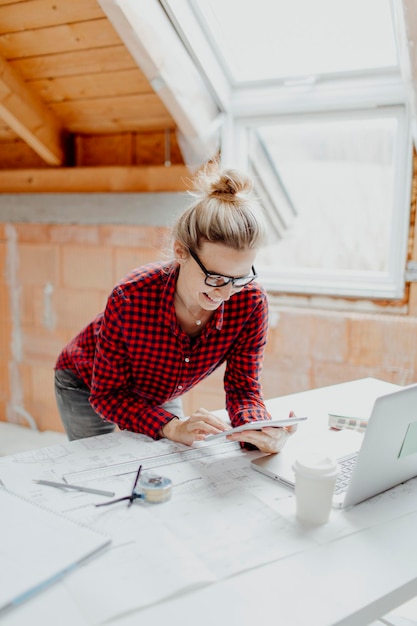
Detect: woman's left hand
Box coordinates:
(226, 411, 298, 453)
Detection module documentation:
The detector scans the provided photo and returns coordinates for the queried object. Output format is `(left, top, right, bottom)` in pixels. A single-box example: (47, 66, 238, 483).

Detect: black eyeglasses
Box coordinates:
(189, 248, 257, 288)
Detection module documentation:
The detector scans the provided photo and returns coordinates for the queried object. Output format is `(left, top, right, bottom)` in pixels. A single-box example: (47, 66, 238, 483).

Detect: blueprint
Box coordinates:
(1, 430, 417, 625)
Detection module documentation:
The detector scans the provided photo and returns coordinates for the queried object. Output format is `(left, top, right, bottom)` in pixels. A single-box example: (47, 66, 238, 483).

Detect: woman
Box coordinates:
(55, 163, 295, 453)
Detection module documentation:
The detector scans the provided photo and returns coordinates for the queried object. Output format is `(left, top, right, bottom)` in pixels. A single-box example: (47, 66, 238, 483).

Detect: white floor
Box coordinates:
(1, 422, 416, 625)
(0, 421, 67, 456)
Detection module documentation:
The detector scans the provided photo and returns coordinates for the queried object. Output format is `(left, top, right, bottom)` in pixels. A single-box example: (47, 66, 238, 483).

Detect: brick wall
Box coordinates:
(0, 222, 172, 430)
(1, 215, 417, 433)
(263, 307, 417, 399)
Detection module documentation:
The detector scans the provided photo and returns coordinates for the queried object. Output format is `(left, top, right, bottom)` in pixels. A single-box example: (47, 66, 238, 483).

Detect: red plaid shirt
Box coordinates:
(56, 262, 271, 439)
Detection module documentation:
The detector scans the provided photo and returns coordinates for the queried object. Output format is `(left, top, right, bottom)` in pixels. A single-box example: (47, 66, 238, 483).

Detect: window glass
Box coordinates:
(254, 114, 396, 273)
(192, 0, 398, 83)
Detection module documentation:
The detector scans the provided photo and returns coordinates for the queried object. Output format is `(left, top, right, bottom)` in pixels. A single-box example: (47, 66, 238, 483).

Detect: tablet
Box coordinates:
(205, 416, 308, 442)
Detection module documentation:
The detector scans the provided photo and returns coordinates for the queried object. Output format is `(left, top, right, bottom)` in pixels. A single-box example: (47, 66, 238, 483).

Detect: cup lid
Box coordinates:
(292, 451, 339, 479)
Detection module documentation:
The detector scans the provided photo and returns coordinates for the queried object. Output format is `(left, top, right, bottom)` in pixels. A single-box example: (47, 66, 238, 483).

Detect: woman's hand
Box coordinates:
(226, 411, 298, 453)
(161, 408, 230, 446)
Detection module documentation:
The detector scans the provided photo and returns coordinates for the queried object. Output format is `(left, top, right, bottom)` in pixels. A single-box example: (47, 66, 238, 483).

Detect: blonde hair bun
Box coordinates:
(194, 164, 253, 200)
(172, 160, 266, 252)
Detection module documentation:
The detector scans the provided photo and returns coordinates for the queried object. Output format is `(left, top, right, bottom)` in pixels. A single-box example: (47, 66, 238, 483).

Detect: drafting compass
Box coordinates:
(95, 464, 173, 508)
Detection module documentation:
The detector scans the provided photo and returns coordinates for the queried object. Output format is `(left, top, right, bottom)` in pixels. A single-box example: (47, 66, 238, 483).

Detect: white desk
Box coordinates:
(1, 377, 416, 626)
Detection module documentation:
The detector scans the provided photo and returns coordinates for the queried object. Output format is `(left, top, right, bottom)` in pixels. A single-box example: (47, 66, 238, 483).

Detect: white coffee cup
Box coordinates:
(292, 452, 339, 525)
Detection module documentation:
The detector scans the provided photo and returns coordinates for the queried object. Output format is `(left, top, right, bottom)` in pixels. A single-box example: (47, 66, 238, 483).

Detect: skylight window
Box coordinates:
(109, 0, 412, 300)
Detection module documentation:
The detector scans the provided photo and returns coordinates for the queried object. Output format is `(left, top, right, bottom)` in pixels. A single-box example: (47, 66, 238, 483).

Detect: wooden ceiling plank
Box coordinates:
(50, 93, 172, 116)
(75, 133, 134, 167)
(0, 138, 49, 168)
(10, 45, 137, 79)
(29, 69, 152, 103)
(0, 53, 65, 165)
(0, 0, 105, 34)
(0, 19, 120, 58)
(0, 165, 191, 192)
(49, 93, 173, 129)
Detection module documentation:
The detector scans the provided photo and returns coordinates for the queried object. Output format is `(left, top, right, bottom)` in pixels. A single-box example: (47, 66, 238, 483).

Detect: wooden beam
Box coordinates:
(0, 165, 192, 192)
(0, 54, 66, 165)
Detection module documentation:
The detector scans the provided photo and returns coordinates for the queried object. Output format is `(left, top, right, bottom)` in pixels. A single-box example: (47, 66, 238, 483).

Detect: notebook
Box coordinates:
(251, 383, 417, 508)
(0, 487, 110, 614)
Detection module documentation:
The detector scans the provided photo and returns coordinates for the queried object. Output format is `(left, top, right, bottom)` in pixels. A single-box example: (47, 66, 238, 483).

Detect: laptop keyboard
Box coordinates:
(334, 454, 358, 495)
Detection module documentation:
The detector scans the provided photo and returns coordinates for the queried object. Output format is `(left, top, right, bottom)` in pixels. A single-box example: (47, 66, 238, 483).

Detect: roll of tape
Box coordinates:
(135, 474, 173, 503)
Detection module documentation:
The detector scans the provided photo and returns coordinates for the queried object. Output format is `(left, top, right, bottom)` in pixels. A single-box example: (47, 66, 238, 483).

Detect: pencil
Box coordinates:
(33, 479, 115, 497)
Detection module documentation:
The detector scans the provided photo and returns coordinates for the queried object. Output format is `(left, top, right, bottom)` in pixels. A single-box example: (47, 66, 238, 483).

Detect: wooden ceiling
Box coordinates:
(0, 0, 190, 192)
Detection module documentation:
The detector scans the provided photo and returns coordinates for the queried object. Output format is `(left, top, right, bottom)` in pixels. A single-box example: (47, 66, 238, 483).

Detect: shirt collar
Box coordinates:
(159, 263, 178, 328)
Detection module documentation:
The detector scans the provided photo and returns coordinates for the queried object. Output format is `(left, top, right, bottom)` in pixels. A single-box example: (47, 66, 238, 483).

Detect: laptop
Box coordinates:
(251, 383, 417, 508)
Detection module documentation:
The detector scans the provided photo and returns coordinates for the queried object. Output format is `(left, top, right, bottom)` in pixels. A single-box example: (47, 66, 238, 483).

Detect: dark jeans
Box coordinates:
(54, 369, 184, 441)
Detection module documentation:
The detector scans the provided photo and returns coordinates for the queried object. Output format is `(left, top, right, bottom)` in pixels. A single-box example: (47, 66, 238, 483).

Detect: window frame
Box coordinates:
(223, 104, 413, 299)
(159, 1, 414, 299)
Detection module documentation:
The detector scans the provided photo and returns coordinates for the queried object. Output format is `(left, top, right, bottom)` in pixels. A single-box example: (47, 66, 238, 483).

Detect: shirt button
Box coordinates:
(184, 357, 190, 363)
(177, 385, 183, 390)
